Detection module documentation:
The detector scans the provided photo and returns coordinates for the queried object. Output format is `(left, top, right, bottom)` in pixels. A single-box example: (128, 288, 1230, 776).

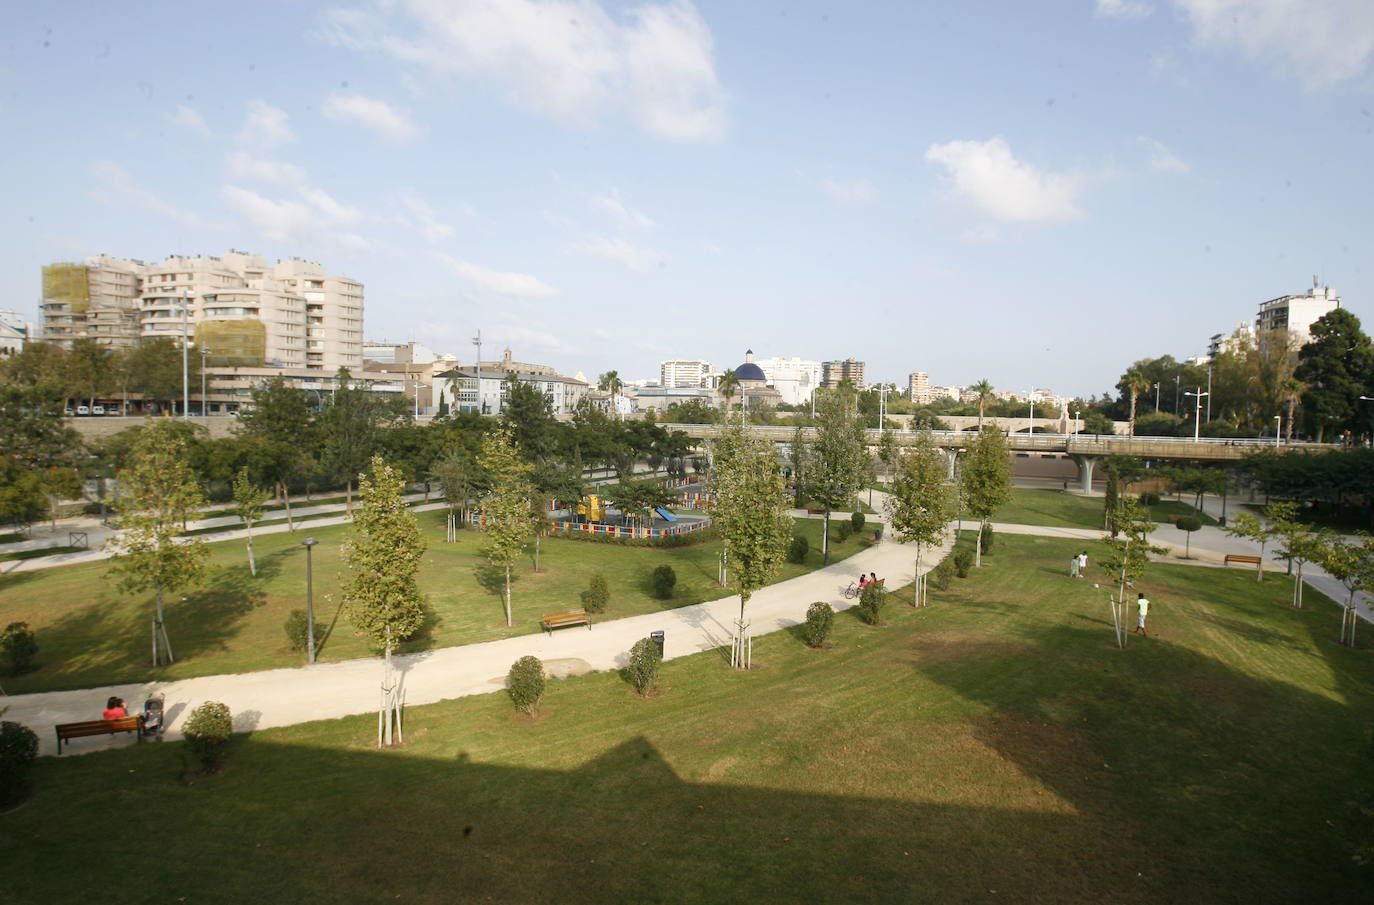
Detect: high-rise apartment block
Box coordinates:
(40, 250, 363, 372)
(754, 356, 821, 406)
(821, 358, 865, 390)
(907, 371, 930, 404)
(660, 359, 713, 388)
(1255, 285, 1340, 348)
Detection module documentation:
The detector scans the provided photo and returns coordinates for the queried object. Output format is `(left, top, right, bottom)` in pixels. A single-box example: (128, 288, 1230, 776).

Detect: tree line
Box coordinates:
(0, 338, 203, 414)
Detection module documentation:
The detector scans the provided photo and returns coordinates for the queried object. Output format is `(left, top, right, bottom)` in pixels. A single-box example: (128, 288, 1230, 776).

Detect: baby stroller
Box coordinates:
(141, 694, 166, 738)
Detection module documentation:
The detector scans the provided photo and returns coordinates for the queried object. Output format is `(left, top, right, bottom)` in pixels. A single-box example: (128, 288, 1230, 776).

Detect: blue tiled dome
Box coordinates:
(735, 349, 766, 382)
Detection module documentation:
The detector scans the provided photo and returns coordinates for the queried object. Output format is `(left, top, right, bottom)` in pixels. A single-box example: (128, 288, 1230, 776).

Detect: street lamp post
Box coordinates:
(200, 346, 210, 416)
(1273, 415, 1282, 448)
(180, 289, 191, 420)
(1153, 382, 1160, 413)
(1074, 409, 1081, 434)
(302, 536, 318, 664)
(1027, 389, 1035, 435)
(1206, 365, 1213, 424)
(472, 330, 483, 415)
(1173, 375, 1180, 415)
(1184, 388, 1209, 442)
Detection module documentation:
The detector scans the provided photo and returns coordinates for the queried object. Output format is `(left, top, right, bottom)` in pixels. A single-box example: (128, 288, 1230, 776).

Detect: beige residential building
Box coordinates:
(40, 255, 144, 349)
(821, 358, 865, 390)
(907, 371, 930, 404)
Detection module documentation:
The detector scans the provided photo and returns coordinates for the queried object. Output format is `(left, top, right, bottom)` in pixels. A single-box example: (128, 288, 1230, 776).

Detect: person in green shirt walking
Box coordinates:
(1133, 593, 1150, 637)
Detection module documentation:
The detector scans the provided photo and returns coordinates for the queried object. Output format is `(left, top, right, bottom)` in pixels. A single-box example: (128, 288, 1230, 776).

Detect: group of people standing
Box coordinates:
(1070, 551, 1152, 635)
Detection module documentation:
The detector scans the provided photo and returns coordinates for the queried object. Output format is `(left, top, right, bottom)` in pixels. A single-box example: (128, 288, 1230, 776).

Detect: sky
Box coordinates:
(2, 0, 1372, 398)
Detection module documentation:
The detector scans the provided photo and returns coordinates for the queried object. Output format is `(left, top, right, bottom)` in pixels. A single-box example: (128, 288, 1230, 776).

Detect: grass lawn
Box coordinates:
(981, 487, 1216, 530)
(0, 514, 869, 694)
(7, 534, 1371, 904)
(0, 545, 84, 563)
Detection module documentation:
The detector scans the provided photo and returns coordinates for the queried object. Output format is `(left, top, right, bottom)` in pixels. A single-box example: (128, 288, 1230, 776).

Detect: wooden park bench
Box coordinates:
(541, 609, 592, 635)
(873, 578, 885, 590)
(1223, 554, 1262, 568)
(55, 715, 144, 754)
(806, 508, 825, 515)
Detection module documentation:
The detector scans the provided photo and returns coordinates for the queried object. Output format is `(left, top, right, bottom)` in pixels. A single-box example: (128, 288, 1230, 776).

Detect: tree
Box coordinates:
(803, 386, 868, 565)
(104, 420, 210, 666)
(717, 369, 740, 421)
(502, 375, 558, 462)
(1123, 369, 1150, 437)
(1315, 531, 1374, 646)
(235, 376, 315, 529)
(231, 467, 266, 576)
(127, 337, 201, 414)
(478, 426, 536, 627)
(711, 425, 792, 668)
(970, 379, 994, 428)
(1295, 308, 1374, 441)
(886, 429, 955, 607)
(431, 447, 476, 542)
(1223, 511, 1273, 581)
(1100, 497, 1165, 648)
(1175, 515, 1202, 558)
(64, 338, 113, 410)
(598, 370, 624, 419)
(961, 426, 1012, 567)
(342, 456, 427, 746)
(319, 367, 406, 513)
(1266, 501, 1319, 608)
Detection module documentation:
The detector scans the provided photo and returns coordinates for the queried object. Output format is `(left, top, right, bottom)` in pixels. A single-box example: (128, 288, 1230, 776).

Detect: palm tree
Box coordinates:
(1124, 370, 1150, 437)
(1280, 377, 1304, 442)
(971, 379, 994, 428)
(718, 369, 740, 421)
(598, 370, 623, 419)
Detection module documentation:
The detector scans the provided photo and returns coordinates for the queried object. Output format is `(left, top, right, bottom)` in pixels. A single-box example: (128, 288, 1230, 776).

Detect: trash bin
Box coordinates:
(1218, 516, 1227, 528)
(649, 630, 665, 657)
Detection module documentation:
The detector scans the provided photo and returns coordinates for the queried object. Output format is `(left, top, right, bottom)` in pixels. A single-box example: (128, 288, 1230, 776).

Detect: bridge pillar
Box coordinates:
(1069, 454, 1097, 493)
(944, 448, 961, 479)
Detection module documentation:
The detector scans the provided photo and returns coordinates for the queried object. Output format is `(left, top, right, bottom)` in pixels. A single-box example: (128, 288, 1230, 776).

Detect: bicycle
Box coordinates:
(843, 581, 860, 599)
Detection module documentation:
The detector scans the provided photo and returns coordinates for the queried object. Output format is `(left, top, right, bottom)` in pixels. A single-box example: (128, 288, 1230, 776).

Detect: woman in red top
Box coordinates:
(103, 696, 127, 720)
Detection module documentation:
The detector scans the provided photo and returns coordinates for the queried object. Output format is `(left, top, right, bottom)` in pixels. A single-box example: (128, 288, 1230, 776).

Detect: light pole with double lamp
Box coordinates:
(302, 537, 319, 663)
(1184, 388, 1209, 442)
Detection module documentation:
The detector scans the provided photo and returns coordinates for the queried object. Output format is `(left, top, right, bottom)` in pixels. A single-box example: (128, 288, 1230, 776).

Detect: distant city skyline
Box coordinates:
(3, 1, 1371, 396)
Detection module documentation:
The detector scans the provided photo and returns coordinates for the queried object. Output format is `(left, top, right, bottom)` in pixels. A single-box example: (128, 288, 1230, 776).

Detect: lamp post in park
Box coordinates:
(1153, 382, 1160, 412)
(1184, 388, 1209, 442)
(302, 536, 319, 664)
(1273, 415, 1282, 448)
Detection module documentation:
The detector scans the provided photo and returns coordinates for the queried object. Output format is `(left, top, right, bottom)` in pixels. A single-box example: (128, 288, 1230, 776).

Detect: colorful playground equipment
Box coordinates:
(576, 494, 604, 523)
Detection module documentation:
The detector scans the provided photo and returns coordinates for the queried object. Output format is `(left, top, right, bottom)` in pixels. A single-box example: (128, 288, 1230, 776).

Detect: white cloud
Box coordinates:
(300, 187, 363, 223)
(1173, 0, 1374, 89)
(398, 192, 455, 242)
(236, 99, 295, 150)
(89, 161, 206, 226)
(170, 104, 211, 137)
(322, 92, 422, 143)
(925, 137, 1085, 223)
(222, 186, 317, 242)
(591, 190, 654, 228)
(225, 151, 309, 188)
(822, 177, 878, 205)
(319, 0, 727, 142)
(1139, 136, 1191, 174)
(442, 254, 558, 298)
(569, 236, 662, 271)
(1095, 0, 1152, 18)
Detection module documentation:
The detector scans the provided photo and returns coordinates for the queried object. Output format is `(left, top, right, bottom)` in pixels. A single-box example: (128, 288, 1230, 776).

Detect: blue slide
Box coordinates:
(654, 507, 679, 523)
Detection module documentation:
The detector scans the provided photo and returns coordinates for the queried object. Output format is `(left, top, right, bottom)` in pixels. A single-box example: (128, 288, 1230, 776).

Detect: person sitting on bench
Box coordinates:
(869, 572, 878, 585)
(103, 696, 127, 720)
(858, 574, 869, 590)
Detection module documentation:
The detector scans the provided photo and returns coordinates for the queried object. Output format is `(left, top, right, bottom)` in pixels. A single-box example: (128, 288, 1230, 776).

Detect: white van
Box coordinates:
(92, 405, 105, 416)
(76, 405, 90, 416)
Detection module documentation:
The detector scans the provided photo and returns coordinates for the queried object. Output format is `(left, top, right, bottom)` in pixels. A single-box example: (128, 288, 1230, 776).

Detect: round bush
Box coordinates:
(979, 524, 995, 555)
(1, 622, 38, 676)
(1176, 515, 1203, 532)
(787, 535, 809, 564)
(183, 701, 233, 773)
(929, 560, 953, 592)
(953, 548, 974, 578)
(850, 510, 866, 533)
(626, 637, 662, 696)
(857, 583, 885, 625)
(0, 721, 39, 807)
(802, 602, 834, 648)
(507, 656, 546, 714)
(1138, 491, 1161, 507)
(581, 572, 610, 613)
(650, 565, 677, 600)
(832, 521, 854, 545)
(284, 610, 310, 653)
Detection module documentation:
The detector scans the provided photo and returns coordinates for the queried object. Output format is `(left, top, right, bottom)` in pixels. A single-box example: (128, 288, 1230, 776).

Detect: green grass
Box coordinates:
(0, 545, 83, 563)
(0, 532, 25, 544)
(0, 515, 867, 694)
(7, 534, 1371, 904)
(978, 488, 1216, 530)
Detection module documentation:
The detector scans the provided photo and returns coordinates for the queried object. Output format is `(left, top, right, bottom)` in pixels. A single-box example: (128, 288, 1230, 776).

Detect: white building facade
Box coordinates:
(1256, 285, 1340, 348)
(754, 356, 821, 406)
(659, 359, 713, 388)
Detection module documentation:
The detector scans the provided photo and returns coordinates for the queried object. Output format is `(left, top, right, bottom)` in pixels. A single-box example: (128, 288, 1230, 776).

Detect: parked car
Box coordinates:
(64, 406, 75, 416)
(91, 405, 105, 416)
(76, 405, 90, 416)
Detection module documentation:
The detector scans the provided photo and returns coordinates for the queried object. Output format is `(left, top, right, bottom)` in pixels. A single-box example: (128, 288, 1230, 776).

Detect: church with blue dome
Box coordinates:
(723, 349, 782, 411)
(733, 349, 767, 384)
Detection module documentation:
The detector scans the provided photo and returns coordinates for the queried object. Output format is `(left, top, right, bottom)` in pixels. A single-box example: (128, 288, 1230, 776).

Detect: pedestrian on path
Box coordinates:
(1133, 593, 1150, 636)
(1078, 551, 1089, 576)
(1070, 556, 1080, 579)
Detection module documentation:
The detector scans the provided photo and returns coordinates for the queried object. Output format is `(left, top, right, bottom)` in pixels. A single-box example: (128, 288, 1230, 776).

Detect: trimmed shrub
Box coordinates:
(979, 524, 995, 555)
(787, 535, 809, 564)
(832, 521, 854, 545)
(1, 622, 38, 676)
(0, 721, 39, 807)
(953, 548, 974, 578)
(183, 701, 233, 773)
(929, 559, 953, 592)
(850, 510, 866, 533)
(284, 610, 310, 653)
(507, 656, 545, 714)
(857, 583, 885, 625)
(581, 572, 610, 613)
(650, 565, 677, 600)
(626, 637, 662, 696)
(802, 602, 834, 648)
(1138, 491, 1161, 507)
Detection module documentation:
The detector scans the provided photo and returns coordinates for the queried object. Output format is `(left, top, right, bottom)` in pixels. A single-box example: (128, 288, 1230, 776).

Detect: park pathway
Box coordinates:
(8, 523, 945, 757)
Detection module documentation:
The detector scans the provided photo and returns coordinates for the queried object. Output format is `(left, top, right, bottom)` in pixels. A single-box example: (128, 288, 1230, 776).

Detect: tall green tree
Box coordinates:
(104, 421, 210, 665)
(128, 337, 201, 414)
(319, 368, 404, 513)
(803, 386, 868, 565)
(970, 379, 994, 428)
(1294, 308, 1374, 441)
(1122, 369, 1150, 437)
(231, 467, 266, 576)
(961, 426, 1012, 567)
(478, 426, 536, 627)
(710, 425, 792, 668)
(717, 369, 740, 422)
(502, 375, 558, 462)
(886, 429, 956, 606)
(64, 338, 113, 410)
(235, 376, 315, 528)
(341, 456, 426, 746)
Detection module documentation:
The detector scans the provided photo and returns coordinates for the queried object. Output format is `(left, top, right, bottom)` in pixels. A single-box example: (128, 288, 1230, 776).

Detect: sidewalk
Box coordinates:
(5, 527, 949, 758)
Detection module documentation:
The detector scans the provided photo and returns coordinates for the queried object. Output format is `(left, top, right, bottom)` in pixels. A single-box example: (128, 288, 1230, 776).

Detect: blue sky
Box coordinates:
(3, 0, 1371, 396)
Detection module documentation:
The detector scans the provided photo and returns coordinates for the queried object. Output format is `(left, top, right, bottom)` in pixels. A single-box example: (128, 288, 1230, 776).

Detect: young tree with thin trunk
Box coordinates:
(342, 456, 426, 747)
(431, 447, 475, 542)
(1267, 502, 1318, 608)
(1316, 531, 1374, 647)
(1100, 497, 1166, 648)
(1223, 511, 1273, 581)
(231, 467, 266, 576)
(478, 427, 536, 627)
(886, 429, 955, 607)
(961, 426, 1012, 567)
(803, 386, 868, 565)
(104, 421, 209, 666)
(711, 425, 792, 668)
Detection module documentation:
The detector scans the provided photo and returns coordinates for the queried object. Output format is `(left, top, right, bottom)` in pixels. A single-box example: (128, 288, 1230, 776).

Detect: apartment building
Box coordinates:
(754, 356, 821, 406)
(1255, 285, 1340, 348)
(660, 359, 713, 388)
(907, 371, 930, 404)
(821, 358, 866, 390)
(435, 347, 589, 416)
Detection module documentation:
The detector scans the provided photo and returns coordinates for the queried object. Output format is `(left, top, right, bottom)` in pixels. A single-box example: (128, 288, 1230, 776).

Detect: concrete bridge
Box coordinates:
(670, 424, 1336, 491)
(883, 413, 1134, 434)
